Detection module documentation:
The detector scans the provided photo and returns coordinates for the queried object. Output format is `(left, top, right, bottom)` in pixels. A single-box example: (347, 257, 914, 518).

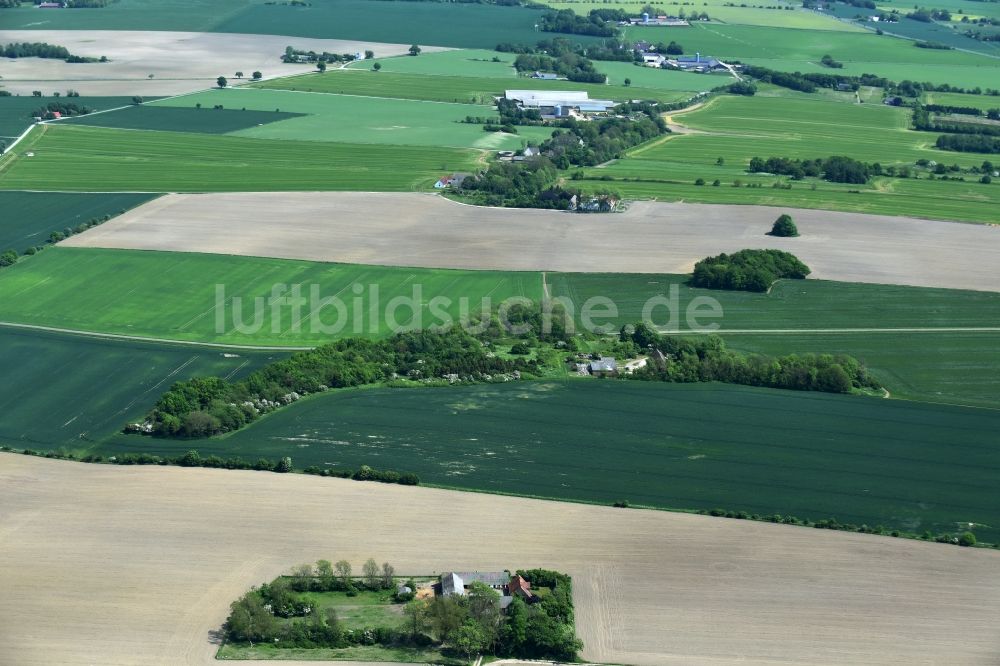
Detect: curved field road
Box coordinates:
(2, 454, 1000, 666)
(63, 192, 1000, 292)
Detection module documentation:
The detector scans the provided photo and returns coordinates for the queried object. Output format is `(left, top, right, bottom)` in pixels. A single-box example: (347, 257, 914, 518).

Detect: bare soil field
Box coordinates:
(64, 192, 1000, 292)
(1, 454, 999, 666)
(0, 31, 446, 96)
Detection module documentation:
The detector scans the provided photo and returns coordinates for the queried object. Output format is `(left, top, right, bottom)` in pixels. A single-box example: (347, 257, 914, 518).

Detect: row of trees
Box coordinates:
(936, 133, 1000, 153)
(690, 249, 811, 292)
(540, 8, 618, 36)
(620, 325, 880, 394)
(748, 155, 875, 184)
(512, 51, 606, 83)
(142, 329, 539, 438)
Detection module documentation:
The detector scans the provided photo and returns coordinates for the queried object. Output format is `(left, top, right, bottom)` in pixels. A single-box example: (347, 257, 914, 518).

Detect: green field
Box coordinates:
(0, 124, 479, 192)
(0, 248, 543, 346)
(0, 96, 144, 140)
(346, 49, 521, 77)
(256, 69, 698, 105)
(924, 91, 1000, 112)
(62, 105, 305, 134)
(0, 327, 278, 450)
(96, 380, 1000, 543)
(0, 0, 575, 49)
(0, 191, 155, 252)
(150, 89, 537, 150)
(580, 94, 1000, 223)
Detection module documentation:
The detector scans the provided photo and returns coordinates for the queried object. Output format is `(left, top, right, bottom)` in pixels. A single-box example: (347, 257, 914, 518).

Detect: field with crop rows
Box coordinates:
(0, 124, 478, 192)
(97, 380, 1000, 543)
(0, 248, 543, 346)
(151, 89, 536, 149)
(0, 327, 277, 450)
(0, 191, 155, 251)
(62, 105, 304, 134)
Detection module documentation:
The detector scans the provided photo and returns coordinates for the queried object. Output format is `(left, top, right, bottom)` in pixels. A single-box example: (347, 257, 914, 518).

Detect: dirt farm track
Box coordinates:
(64, 192, 1000, 292)
(2, 455, 999, 666)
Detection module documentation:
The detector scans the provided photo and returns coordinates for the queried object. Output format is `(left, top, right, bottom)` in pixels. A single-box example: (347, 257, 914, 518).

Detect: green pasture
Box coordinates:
(255, 69, 694, 105)
(151, 88, 529, 150)
(924, 91, 1000, 111)
(0, 95, 142, 140)
(0, 248, 542, 346)
(583, 95, 999, 223)
(61, 105, 304, 135)
(0, 124, 479, 192)
(0, 327, 277, 451)
(98, 380, 1000, 543)
(0, 191, 154, 253)
(347, 49, 519, 77)
(0, 0, 571, 49)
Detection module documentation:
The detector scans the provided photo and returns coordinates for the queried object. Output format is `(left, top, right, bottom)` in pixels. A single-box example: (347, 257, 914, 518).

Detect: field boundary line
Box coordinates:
(0, 321, 313, 351)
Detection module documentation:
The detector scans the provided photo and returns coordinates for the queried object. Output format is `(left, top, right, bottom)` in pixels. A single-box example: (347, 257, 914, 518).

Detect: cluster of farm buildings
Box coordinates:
(413, 571, 537, 609)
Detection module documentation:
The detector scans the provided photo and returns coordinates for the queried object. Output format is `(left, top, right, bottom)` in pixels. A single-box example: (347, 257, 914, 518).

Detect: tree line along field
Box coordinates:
(0, 191, 155, 251)
(580, 94, 999, 224)
(0, 327, 279, 451)
(0, 247, 997, 407)
(0, 96, 146, 140)
(0, 0, 574, 49)
(147, 89, 549, 150)
(256, 70, 698, 106)
(0, 124, 479, 192)
(93, 380, 1000, 544)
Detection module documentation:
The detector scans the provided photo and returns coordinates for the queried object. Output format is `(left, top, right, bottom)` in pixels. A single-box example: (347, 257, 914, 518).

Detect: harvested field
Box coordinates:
(64, 192, 1000, 292)
(2, 454, 999, 666)
(0, 30, 447, 96)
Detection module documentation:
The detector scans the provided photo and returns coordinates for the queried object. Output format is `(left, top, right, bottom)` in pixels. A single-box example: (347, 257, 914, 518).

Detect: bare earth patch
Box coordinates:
(0, 30, 448, 96)
(1, 454, 999, 666)
(63, 192, 1000, 292)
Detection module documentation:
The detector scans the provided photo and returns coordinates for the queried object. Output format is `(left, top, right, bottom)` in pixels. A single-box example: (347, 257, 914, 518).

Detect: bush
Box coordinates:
(770, 214, 799, 237)
(958, 531, 977, 547)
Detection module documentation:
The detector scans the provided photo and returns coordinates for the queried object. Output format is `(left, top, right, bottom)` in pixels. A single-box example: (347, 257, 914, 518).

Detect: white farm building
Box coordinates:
(505, 90, 616, 118)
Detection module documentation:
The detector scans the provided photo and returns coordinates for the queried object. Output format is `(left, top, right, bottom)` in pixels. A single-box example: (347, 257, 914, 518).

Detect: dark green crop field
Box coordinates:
(0, 327, 280, 451)
(0, 191, 155, 252)
(0, 0, 571, 49)
(62, 105, 305, 134)
(96, 380, 1000, 543)
(0, 96, 146, 140)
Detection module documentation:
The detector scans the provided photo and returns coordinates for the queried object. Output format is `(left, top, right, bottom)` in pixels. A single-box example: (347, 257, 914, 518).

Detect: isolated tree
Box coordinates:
(623, 77, 631, 87)
(362, 558, 380, 588)
(409, 44, 421, 56)
(275, 456, 292, 472)
(32, 90, 42, 97)
(252, 71, 262, 80)
(364, 49, 374, 59)
(0, 249, 18, 267)
(381, 562, 395, 589)
(317, 60, 327, 73)
(235, 71, 244, 79)
(217, 76, 228, 88)
(334, 560, 352, 588)
(959, 531, 977, 547)
(716, 156, 725, 166)
(131, 96, 143, 105)
(770, 213, 799, 237)
(372, 62, 382, 71)
(148, 73, 154, 79)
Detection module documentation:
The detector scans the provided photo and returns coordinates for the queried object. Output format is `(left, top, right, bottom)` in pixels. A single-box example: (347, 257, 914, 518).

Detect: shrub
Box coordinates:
(958, 531, 977, 547)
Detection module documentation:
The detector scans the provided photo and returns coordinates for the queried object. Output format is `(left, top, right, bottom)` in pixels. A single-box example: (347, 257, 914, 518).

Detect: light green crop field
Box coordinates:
(0, 0, 572, 49)
(152, 88, 529, 150)
(0, 191, 155, 253)
(623, 23, 1000, 88)
(539, 0, 864, 30)
(924, 91, 1000, 112)
(97, 380, 1000, 544)
(0, 327, 278, 451)
(0, 248, 543, 346)
(255, 69, 696, 105)
(581, 95, 1000, 223)
(0, 125, 479, 192)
